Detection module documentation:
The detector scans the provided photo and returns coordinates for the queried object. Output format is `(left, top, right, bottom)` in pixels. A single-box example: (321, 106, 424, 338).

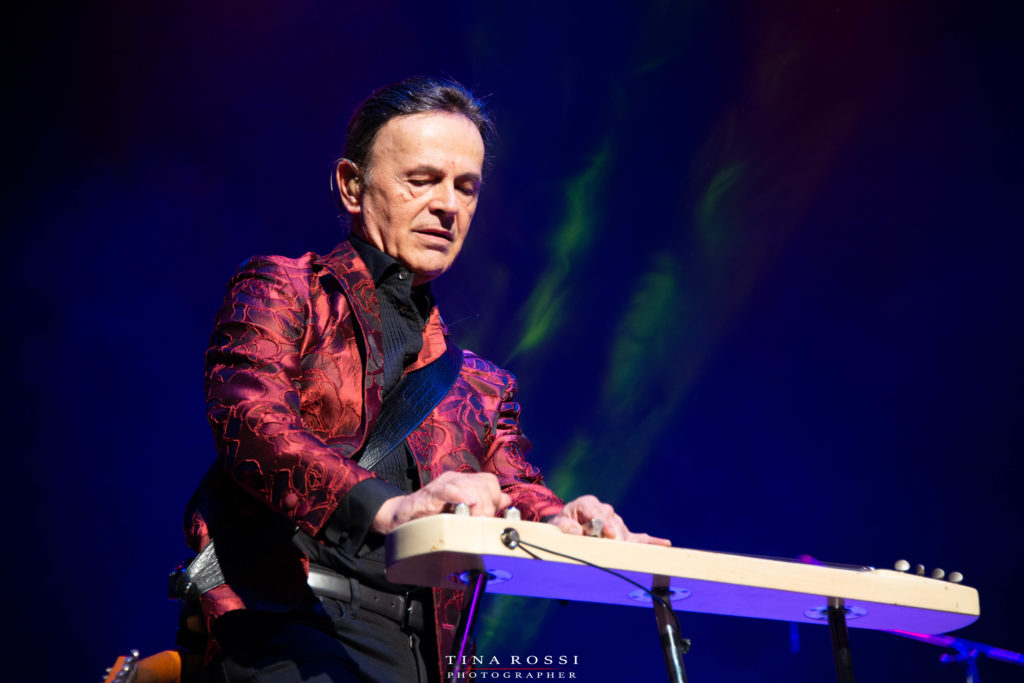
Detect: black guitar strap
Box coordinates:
(172, 339, 464, 601)
(356, 339, 464, 472)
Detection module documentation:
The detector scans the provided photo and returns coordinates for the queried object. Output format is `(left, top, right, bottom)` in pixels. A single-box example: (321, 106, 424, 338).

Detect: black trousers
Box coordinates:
(207, 595, 440, 683)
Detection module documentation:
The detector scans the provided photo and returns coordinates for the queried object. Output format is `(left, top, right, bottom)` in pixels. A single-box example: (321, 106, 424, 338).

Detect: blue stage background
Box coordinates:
(9, 1, 1022, 681)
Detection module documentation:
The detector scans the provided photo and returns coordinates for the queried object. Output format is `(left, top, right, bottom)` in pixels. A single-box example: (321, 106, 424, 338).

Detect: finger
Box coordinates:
(463, 476, 504, 517)
(567, 495, 602, 518)
(432, 480, 479, 507)
(435, 472, 498, 502)
(569, 500, 613, 525)
(548, 514, 584, 535)
(576, 503, 624, 539)
(388, 491, 447, 527)
(431, 473, 507, 517)
(600, 513, 630, 540)
(471, 473, 507, 516)
(626, 532, 672, 546)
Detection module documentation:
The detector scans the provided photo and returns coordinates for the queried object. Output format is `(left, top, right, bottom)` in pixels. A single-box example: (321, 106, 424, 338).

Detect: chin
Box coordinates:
(414, 267, 446, 282)
(408, 254, 456, 280)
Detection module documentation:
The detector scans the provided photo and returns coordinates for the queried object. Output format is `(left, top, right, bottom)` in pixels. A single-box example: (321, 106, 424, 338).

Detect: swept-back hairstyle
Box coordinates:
(343, 75, 495, 173)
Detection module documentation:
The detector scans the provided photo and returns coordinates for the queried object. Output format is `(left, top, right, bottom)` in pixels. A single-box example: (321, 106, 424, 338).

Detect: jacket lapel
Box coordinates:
(316, 241, 386, 443)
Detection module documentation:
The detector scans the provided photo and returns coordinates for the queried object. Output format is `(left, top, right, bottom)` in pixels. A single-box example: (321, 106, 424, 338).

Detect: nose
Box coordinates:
(429, 181, 460, 218)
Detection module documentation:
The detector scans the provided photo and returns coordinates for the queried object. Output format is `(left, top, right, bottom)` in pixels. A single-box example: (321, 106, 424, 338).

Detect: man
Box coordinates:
(184, 76, 667, 683)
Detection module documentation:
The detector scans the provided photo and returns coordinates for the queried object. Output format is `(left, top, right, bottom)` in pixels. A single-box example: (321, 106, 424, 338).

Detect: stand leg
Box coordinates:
(451, 570, 489, 678)
(827, 597, 856, 683)
(651, 583, 690, 683)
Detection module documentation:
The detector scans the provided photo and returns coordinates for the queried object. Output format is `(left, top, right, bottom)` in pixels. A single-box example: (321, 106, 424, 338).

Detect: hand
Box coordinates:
(547, 494, 671, 546)
(372, 471, 512, 535)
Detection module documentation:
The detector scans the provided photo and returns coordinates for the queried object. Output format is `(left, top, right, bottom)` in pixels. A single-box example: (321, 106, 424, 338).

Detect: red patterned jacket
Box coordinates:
(183, 240, 564, 665)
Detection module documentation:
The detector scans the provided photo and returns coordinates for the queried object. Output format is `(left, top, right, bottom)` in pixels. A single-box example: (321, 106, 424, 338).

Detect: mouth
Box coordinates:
(414, 228, 455, 243)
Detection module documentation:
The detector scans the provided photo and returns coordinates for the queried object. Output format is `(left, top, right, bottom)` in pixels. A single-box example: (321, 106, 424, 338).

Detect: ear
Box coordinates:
(335, 159, 363, 214)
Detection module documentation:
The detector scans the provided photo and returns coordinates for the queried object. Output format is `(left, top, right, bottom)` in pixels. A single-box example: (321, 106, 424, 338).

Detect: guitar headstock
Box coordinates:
(101, 649, 138, 683)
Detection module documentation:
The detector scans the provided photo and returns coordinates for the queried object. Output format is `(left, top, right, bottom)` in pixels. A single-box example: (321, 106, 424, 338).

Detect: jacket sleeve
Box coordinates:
(204, 255, 391, 537)
(479, 368, 566, 521)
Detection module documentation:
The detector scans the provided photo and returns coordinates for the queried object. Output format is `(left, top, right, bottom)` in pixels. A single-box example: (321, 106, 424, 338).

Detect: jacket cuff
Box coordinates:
(319, 477, 406, 553)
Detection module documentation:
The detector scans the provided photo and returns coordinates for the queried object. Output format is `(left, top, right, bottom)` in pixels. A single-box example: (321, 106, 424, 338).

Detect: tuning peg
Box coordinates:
(895, 559, 910, 572)
(931, 568, 945, 580)
(453, 503, 469, 516)
(948, 571, 964, 583)
(914, 564, 926, 576)
(504, 506, 521, 521)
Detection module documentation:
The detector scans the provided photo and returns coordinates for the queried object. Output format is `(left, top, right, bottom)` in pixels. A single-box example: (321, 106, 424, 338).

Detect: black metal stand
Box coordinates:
(827, 598, 856, 683)
(890, 628, 1024, 683)
(651, 581, 690, 683)
(451, 569, 489, 678)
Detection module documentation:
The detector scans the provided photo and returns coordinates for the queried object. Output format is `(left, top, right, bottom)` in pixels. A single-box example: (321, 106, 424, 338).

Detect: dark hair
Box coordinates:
(343, 75, 495, 173)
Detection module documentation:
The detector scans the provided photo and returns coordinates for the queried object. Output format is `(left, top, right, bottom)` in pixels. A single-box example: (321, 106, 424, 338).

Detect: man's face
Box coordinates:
(344, 111, 485, 285)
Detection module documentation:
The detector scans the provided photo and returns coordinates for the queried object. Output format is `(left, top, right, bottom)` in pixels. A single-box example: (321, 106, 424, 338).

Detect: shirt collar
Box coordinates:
(348, 235, 435, 319)
(348, 235, 405, 285)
